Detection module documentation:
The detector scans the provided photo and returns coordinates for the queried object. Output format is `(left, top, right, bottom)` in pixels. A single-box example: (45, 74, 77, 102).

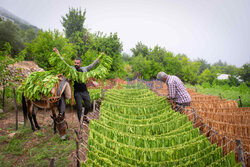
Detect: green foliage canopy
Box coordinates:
(61, 8, 86, 39)
(21, 30, 76, 70)
(0, 21, 25, 56)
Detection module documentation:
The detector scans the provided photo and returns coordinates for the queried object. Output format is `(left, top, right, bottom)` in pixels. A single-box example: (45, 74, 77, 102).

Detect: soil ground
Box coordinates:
(0, 98, 100, 167)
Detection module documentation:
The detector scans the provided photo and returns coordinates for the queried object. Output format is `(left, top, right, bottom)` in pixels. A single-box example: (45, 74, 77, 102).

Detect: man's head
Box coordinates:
(157, 72, 168, 82)
(74, 58, 82, 70)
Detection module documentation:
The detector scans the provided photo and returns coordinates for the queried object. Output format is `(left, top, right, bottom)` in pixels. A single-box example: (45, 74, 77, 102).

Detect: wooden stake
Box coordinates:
(13, 88, 18, 130)
(69, 80, 74, 112)
(193, 108, 197, 129)
(75, 129, 80, 167)
(239, 96, 242, 107)
(49, 158, 55, 167)
(92, 100, 96, 112)
(101, 89, 103, 99)
(219, 93, 222, 100)
(2, 79, 5, 111)
(236, 139, 245, 167)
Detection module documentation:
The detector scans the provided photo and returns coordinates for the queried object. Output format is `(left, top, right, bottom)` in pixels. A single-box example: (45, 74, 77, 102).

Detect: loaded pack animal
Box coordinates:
(22, 75, 72, 140)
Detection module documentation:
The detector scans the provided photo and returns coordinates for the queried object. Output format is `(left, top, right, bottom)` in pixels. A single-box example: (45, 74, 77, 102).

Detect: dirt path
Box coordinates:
(0, 102, 100, 167)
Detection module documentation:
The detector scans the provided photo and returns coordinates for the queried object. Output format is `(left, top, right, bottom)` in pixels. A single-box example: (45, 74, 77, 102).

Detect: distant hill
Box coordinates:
(0, 6, 39, 32)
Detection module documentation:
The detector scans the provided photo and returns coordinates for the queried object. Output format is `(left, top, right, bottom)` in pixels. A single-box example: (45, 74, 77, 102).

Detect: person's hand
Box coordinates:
(92, 81, 99, 87)
(97, 58, 100, 64)
(53, 47, 59, 54)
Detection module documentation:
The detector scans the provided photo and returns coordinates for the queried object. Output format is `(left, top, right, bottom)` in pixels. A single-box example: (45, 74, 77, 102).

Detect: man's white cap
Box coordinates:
(157, 72, 167, 81)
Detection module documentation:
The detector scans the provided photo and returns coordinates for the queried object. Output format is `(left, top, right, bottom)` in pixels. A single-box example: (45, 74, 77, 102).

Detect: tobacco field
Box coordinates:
(82, 87, 241, 166)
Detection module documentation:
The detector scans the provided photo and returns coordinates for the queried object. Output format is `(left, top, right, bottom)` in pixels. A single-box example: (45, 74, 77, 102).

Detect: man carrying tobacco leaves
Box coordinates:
(157, 72, 191, 113)
(53, 47, 99, 124)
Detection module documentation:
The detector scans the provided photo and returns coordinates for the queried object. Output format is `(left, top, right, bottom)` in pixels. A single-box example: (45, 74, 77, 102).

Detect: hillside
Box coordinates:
(0, 6, 39, 31)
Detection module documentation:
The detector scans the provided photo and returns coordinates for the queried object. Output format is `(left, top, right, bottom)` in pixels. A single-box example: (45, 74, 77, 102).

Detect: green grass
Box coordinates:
(3, 127, 33, 155)
(27, 135, 75, 167)
(0, 112, 6, 119)
(0, 126, 75, 167)
(0, 135, 7, 142)
(186, 84, 250, 107)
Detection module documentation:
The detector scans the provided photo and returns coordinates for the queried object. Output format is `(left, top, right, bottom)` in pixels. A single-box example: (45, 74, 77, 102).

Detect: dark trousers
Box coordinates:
(74, 91, 91, 122)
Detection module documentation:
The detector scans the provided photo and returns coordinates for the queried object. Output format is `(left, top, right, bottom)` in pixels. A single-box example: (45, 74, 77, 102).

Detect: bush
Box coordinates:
(201, 82, 210, 88)
(239, 82, 248, 94)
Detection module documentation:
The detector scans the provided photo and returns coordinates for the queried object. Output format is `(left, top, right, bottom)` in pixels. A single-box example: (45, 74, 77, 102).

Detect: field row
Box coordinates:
(82, 87, 240, 166)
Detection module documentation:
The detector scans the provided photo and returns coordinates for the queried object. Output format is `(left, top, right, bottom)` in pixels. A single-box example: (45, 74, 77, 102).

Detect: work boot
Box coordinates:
(82, 115, 90, 124)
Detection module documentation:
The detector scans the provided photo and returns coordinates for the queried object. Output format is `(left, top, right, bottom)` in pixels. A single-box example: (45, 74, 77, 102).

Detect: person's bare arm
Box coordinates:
(84, 52, 103, 71)
(52, 47, 74, 69)
(53, 47, 63, 58)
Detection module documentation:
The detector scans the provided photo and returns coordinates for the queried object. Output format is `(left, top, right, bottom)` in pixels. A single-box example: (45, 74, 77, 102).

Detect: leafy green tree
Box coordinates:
(0, 21, 24, 56)
(61, 8, 86, 39)
(213, 59, 227, 67)
(195, 58, 210, 74)
(131, 54, 151, 80)
(239, 63, 250, 86)
(61, 8, 87, 57)
(131, 42, 150, 57)
(61, 8, 126, 78)
(0, 42, 23, 109)
(22, 30, 76, 70)
(122, 53, 132, 62)
(149, 46, 166, 62)
(162, 52, 182, 78)
(89, 32, 125, 78)
(228, 75, 240, 86)
(91, 32, 123, 55)
(23, 28, 37, 43)
(69, 30, 91, 57)
(179, 56, 200, 84)
(198, 68, 217, 84)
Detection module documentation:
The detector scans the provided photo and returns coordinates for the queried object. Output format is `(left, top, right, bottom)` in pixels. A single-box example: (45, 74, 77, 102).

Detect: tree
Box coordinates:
(23, 28, 37, 43)
(149, 46, 166, 62)
(162, 52, 182, 78)
(0, 42, 22, 109)
(61, 8, 126, 78)
(131, 54, 151, 80)
(195, 58, 210, 74)
(239, 63, 250, 86)
(179, 56, 200, 84)
(89, 32, 125, 78)
(122, 52, 132, 62)
(0, 21, 25, 56)
(61, 8, 86, 39)
(131, 42, 150, 57)
(198, 68, 217, 84)
(21, 30, 76, 70)
(214, 59, 227, 67)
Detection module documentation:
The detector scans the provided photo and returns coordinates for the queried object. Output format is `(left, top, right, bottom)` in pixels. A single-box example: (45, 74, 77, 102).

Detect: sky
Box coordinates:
(0, 0, 249, 67)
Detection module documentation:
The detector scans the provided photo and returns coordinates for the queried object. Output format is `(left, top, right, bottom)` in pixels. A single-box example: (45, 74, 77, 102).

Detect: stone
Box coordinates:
(8, 132, 16, 138)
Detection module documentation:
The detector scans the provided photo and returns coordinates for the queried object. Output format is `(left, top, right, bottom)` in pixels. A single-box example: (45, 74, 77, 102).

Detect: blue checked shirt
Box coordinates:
(166, 75, 191, 104)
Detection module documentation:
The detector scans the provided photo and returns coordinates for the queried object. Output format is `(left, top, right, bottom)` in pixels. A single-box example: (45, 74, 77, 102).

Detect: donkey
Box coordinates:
(22, 76, 72, 140)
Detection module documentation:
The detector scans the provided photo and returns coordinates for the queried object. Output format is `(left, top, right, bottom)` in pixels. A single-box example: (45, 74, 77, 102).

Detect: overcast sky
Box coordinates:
(0, 0, 249, 67)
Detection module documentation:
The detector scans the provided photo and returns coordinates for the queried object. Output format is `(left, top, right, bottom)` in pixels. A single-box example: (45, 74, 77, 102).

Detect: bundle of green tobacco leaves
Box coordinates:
(49, 52, 112, 83)
(19, 52, 112, 100)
